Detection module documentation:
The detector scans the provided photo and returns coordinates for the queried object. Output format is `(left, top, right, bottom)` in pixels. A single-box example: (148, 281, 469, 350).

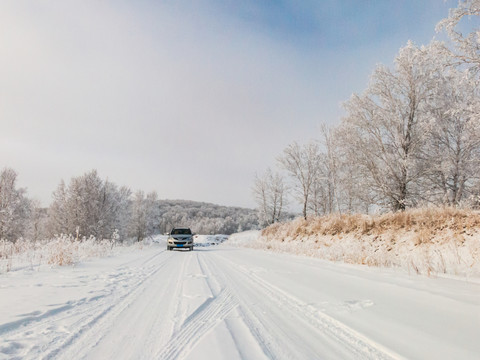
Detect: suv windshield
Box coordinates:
(171, 228, 192, 235)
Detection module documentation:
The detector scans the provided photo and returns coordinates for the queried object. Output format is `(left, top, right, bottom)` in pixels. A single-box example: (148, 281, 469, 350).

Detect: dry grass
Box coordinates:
(262, 206, 480, 243)
(256, 206, 480, 277)
(0, 235, 115, 273)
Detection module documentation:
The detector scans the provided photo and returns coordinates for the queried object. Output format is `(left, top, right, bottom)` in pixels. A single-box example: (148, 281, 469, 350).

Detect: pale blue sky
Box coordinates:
(0, 0, 458, 208)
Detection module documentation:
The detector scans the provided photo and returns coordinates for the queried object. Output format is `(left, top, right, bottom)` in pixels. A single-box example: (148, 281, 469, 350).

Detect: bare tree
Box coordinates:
(252, 168, 287, 226)
(278, 141, 320, 219)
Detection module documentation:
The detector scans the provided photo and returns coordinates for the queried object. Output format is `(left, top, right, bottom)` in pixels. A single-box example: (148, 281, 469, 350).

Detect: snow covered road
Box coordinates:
(1, 243, 479, 359)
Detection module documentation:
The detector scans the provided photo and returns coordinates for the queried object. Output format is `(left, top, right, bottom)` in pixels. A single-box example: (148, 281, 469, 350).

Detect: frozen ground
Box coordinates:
(1, 235, 479, 359)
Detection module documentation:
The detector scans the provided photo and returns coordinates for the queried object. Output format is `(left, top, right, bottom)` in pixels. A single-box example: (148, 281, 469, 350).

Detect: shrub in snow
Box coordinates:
(0, 234, 117, 273)
(46, 235, 77, 266)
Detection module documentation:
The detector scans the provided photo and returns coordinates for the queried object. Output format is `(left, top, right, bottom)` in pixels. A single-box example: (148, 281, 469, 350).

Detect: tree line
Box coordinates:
(0, 168, 259, 242)
(253, 0, 480, 222)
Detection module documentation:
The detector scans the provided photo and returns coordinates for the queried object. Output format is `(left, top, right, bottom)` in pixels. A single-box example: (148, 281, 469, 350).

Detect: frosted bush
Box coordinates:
(46, 235, 77, 266)
(0, 235, 116, 273)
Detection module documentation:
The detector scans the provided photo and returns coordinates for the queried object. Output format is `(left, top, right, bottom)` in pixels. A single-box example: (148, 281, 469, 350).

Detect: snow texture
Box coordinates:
(0, 234, 479, 359)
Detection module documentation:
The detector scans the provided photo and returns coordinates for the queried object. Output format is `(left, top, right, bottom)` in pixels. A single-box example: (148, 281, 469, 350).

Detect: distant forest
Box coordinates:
(156, 199, 259, 235)
(0, 168, 260, 243)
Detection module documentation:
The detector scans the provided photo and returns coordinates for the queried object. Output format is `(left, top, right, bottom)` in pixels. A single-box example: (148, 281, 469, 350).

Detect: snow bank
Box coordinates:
(227, 208, 480, 278)
(226, 230, 261, 246)
(193, 234, 229, 247)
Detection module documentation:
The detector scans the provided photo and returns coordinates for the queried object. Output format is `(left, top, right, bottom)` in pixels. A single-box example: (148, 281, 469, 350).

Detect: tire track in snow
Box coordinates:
(50, 250, 177, 360)
(1, 248, 171, 359)
(44, 252, 172, 359)
(211, 253, 405, 360)
(64, 249, 191, 360)
(0, 248, 168, 341)
(155, 287, 238, 360)
(169, 251, 195, 336)
(200, 253, 283, 359)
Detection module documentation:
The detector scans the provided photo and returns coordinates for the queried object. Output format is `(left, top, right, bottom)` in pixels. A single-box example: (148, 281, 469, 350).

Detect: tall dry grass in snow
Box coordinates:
(0, 235, 115, 273)
(248, 207, 480, 277)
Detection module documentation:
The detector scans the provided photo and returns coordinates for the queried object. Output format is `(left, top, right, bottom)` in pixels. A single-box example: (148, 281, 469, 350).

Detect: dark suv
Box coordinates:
(167, 227, 194, 251)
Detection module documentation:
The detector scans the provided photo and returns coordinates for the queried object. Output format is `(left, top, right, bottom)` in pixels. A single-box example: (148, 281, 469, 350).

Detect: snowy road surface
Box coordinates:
(1, 243, 479, 359)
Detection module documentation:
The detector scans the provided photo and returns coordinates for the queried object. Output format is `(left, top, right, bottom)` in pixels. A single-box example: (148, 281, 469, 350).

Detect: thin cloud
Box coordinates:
(0, 0, 457, 208)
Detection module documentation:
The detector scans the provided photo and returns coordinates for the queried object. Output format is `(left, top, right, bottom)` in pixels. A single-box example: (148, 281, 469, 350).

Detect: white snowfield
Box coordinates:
(1, 236, 479, 360)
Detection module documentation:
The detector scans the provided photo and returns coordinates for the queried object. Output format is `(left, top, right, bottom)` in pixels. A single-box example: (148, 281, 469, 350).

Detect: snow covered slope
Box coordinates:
(1, 242, 479, 359)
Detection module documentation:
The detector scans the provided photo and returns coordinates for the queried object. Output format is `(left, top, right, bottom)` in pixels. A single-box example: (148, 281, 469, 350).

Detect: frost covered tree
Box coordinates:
(252, 168, 287, 226)
(278, 141, 321, 219)
(65, 170, 106, 238)
(47, 180, 69, 236)
(436, 0, 480, 72)
(129, 190, 159, 241)
(308, 126, 340, 215)
(0, 168, 31, 241)
(341, 42, 442, 211)
(48, 170, 132, 240)
(255, 2, 480, 214)
(333, 124, 377, 214)
(435, 2, 480, 206)
(145, 191, 159, 236)
(423, 63, 480, 205)
(94, 180, 132, 241)
(129, 191, 147, 242)
(112, 186, 132, 241)
(157, 200, 259, 235)
(27, 200, 48, 242)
